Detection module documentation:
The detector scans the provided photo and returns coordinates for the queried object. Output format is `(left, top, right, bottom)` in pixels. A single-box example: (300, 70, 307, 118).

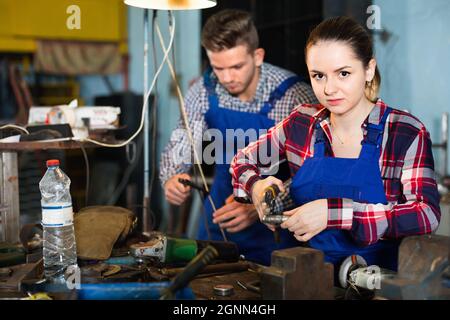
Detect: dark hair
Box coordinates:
(201, 9, 259, 53)
(305, 16, 380, 102)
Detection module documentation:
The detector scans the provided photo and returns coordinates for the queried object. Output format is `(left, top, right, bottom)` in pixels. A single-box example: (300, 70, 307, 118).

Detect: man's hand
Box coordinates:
(164, 173, 191, 206)
(212, 195, 258, 233)
(280, 199, 328, 242)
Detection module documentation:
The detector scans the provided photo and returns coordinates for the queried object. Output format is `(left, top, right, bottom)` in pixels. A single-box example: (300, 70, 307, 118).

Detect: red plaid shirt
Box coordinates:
(231, 99, 441, 245)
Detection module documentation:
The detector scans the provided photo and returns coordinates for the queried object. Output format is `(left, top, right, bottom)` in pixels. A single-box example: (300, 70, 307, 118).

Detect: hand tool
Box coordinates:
(178, 178, 208, 195)
(159, 261, 250, 277)
(260, 184, 287, 243)
(159, 245, 219, 299)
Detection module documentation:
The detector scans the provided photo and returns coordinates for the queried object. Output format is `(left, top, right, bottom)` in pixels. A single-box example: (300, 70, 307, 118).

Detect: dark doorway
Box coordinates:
(201, 0, 323, 78)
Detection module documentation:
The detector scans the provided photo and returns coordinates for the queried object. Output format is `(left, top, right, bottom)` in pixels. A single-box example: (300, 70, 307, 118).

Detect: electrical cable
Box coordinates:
(167, 15, 192, 236)
(106, 10, 159, 229)
(155, 12, 227, 241)
(146, 9, 160, 231)
(126, 140, 137, 164)
(79, 14, 176, 148)
(107, 135, 143, 206)
(0, 124, 29, 135)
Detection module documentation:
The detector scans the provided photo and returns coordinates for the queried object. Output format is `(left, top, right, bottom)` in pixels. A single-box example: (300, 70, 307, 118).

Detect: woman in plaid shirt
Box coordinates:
(230, 17, 441, 274)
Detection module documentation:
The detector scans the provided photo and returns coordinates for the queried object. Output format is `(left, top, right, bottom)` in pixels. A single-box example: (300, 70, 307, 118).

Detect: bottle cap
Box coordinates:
(213, 284, 234, 297)
(46, 159, 60, 167)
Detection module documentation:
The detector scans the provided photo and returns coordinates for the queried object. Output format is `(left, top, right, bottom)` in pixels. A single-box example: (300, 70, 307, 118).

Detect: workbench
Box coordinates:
(0, 260, 261, 300)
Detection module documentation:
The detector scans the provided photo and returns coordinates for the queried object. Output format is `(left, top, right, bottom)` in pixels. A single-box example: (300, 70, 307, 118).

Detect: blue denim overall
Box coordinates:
(290, 107, 399, 275)
(198, 70, 301, 265)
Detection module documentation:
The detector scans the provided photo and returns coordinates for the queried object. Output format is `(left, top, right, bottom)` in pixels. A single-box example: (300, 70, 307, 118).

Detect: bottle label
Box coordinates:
(42, 204, 73, 227)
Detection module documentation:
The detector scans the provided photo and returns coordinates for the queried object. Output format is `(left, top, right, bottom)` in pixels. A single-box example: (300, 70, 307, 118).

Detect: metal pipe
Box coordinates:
(142, 9, 150, 235)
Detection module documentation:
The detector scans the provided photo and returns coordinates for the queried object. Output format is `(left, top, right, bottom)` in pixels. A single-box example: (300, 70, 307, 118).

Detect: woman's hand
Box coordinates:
(280, 199, 328, 242)
(251, 177, 285, 221)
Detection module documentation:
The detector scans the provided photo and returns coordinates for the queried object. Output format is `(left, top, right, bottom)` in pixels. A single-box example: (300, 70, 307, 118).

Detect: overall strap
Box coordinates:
(313, 121, 326, 157)
(203, 68, 219, 109)
(259, 76, 303, 116)
(360, 107, 392, 160)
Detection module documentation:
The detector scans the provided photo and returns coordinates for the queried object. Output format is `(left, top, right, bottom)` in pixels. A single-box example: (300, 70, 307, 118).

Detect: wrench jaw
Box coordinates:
(261, 215, 288, 225)
(261, 185, 286, 225)
(260, 185, 286, 243)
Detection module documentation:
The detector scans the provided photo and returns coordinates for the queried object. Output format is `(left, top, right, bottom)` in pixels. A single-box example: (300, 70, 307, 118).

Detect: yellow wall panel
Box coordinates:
(0, 36, 36, 53)
(10, 0, 126, 41)
(0, 0, 127, 53)
(0, 0, 14, 35)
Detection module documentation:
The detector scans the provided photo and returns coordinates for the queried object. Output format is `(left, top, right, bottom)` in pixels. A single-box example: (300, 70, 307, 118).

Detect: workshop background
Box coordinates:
(0, 0, 449, 238)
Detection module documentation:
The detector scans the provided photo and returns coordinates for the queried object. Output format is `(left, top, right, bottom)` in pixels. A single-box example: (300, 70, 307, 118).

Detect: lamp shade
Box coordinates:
(124, 0, 217, 10)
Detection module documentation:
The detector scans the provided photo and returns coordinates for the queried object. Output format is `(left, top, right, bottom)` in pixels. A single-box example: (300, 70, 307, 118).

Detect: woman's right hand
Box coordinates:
(251, 176, 285, 221)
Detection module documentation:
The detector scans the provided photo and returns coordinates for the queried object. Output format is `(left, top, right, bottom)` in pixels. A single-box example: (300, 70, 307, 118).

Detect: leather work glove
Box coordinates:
(74, 206, 136, 260)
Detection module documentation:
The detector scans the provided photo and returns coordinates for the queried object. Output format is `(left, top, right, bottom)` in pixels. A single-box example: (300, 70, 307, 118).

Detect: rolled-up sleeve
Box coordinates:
(231, 114, 291, 201)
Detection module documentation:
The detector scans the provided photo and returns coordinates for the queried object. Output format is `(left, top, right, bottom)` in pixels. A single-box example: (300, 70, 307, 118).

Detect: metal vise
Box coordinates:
(260, 246, 334, 299)
(376, 234, 450, 300)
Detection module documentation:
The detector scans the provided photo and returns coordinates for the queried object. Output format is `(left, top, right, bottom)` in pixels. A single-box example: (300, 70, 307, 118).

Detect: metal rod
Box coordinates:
(142, 9, 150, 235)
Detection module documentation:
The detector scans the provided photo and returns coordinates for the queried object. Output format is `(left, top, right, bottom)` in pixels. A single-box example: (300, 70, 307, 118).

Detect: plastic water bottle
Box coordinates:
(39, 159, 78, 284)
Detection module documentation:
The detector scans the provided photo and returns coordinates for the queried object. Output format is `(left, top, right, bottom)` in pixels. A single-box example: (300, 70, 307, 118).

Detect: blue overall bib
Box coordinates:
(198, 70, 301, 265)
(290, 107, 399, 276)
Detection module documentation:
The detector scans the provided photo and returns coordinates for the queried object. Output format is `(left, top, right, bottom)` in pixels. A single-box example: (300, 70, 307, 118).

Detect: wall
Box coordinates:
(373, 0, 450, 177)
(79, 74, 123, 106)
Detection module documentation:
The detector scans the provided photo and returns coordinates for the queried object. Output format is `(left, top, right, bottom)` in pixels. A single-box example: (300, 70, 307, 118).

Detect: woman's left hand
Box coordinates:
(280, 199, 328, 242)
